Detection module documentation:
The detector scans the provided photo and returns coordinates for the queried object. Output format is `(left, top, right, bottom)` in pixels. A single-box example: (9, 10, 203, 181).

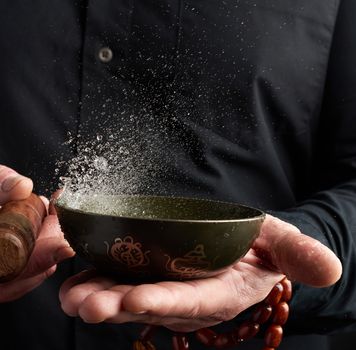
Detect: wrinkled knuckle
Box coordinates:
(27, 255, 53, 277)
(210, 308, 237, 322)
(61, 297, 79, 317)
(60, 287, 85, 316)
(44, 265, 57, 279)
(79, 293, 112, 324)
(80, 306, 99, 322)
(184, 304, 202, 319)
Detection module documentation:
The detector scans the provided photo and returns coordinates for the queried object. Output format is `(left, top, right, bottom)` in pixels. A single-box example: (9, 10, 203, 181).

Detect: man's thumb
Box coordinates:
(254, 215, 342, 287)
(0, 165, 33, 205)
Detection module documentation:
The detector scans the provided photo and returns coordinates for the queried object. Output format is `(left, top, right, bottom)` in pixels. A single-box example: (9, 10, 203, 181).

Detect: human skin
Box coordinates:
(0, 165, 342, 331)
(58, 201, 342, 332)
(0, 165, 74, 302)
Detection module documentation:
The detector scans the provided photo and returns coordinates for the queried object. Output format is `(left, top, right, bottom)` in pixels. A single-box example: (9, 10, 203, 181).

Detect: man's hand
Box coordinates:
(59, 214, 342, 332)
(0, 165, 74, 302)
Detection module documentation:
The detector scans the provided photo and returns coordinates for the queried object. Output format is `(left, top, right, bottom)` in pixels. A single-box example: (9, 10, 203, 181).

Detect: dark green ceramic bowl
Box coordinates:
(55, 194, 265, 282)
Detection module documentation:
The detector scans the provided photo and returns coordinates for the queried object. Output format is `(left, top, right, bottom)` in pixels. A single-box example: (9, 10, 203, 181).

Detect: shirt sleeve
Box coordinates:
(271, 0, 356, 335)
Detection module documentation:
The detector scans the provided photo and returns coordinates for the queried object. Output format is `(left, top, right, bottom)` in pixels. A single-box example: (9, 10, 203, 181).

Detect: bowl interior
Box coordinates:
(55, 194, 263, 222)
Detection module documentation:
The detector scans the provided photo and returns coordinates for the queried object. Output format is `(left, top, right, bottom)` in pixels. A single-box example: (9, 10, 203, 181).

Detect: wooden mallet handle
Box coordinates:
(0, 193, 46, 282)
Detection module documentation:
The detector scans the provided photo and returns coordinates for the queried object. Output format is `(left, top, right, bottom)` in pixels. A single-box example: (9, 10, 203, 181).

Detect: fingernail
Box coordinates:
(1, 175, 25, 192)
(54, 246, 75, 263)
(133, 310, 148, 315)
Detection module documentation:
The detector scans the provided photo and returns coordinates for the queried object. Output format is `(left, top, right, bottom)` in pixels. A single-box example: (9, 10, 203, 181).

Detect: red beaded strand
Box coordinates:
(172, 334, 190, 350)
(133, 325, 158, 350)
(251, 304, 273, 324)
(195, 328, 217, 346)
(280, 278, 292, 302)
(134, 277, 292, 350)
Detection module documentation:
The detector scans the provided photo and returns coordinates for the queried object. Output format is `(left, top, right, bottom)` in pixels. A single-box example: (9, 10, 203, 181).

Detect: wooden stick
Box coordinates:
(0, 193, 46, 282)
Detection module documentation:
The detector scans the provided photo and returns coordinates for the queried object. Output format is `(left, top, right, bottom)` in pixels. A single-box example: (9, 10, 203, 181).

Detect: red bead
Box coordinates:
(214, 333, 236, 348)
(272, 301, 289, 326)
(133, 340, 156, 350)
(195, 328, 217, 346)
(265, 283, 283, 306)
(234, 321, 260, 341)
(280, 278, 292, 302)
(172, 334, 189, 350)
(252, 304, 273, 324)
(264, 325, 283, 348)
(133, 340, 143, 350)
(139, 325, 157, 342)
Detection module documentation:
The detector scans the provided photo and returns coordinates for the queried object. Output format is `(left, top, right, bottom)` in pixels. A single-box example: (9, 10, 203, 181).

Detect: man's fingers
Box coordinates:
(59, 269, 99, 302)
(77, 286, 133, 323)
(60, 275, 118, 317)
(18, 212, 74, 279)
(39, 196, 49, 212)
(122, 267, 278, 320)
(65, 286, 220, 331)
(274, 233, 342, 287)
(255, 215, 343, 287)
(37, 212, 63, 240)
(21, 236, 74, 279)
(60, 256, 283, 323)
(76, 294, 217, 330)
(0, 165, 33, 204)
(122, 281, 223, 318)
(60, 278, 237, 325)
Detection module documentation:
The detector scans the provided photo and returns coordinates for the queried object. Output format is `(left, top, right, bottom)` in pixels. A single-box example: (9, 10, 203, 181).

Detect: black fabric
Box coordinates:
(0, 0, 355, 349)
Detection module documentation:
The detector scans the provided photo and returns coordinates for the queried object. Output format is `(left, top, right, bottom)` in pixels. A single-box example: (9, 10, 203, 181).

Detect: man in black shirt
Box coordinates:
(0, 0, 355, 349)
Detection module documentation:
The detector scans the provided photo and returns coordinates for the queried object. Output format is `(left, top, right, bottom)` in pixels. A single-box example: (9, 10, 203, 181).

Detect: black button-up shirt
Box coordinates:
(1, 0, 355, 349)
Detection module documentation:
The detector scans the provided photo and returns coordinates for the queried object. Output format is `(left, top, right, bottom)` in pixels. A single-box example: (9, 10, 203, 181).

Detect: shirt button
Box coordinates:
(98, 47, 113, 63)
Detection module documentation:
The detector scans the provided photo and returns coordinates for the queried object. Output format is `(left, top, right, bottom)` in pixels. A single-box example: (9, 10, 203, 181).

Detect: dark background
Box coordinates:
(331, 332, 356, 349)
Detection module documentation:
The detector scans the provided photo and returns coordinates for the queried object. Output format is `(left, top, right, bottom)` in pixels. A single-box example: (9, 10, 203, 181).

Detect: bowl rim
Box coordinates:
(53, 193, 266, 224)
